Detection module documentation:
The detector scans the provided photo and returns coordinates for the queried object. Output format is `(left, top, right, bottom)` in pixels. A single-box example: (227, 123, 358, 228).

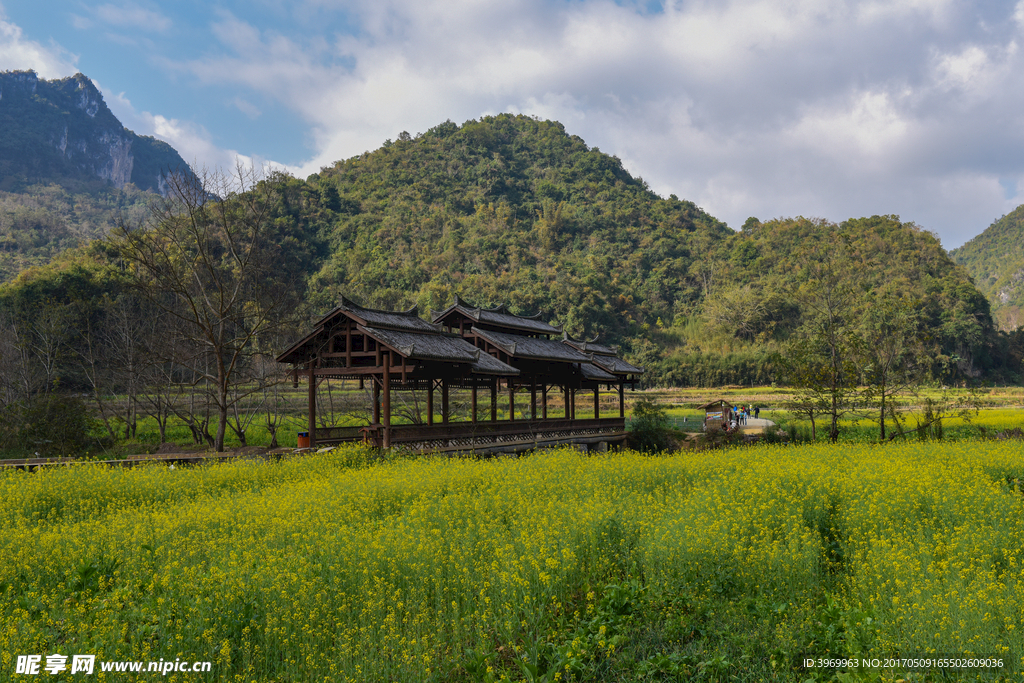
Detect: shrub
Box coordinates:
(628, 398, 675, 453)
(8, 394, 93, 456)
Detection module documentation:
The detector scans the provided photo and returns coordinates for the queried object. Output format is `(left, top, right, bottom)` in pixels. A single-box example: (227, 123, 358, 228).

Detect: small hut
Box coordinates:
(699, 399, 733, 433)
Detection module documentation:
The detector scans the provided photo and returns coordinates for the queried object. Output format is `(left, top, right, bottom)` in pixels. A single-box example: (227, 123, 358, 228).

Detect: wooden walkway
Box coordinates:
(0, 421, 628, 470)
(0, 450, 290, 470)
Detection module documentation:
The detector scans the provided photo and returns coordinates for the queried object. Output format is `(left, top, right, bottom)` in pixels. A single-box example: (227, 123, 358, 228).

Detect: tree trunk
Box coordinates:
(879, 391, 886, 442)
(215, 402, 228, 452)
(215, 356, 228, 452)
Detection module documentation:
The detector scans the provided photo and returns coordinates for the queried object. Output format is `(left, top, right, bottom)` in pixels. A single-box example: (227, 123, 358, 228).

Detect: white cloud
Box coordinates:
(0, 7, 78, 78)
(9, 0, 1024, 247)
(102, 86, 301, 177)
(93, 3, 172, 33)
(788, 91, 912, 165)
(231, 97, 262, 119)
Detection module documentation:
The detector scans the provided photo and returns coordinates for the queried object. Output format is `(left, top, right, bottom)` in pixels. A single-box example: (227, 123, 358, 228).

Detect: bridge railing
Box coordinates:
(314, 417, 626, 450)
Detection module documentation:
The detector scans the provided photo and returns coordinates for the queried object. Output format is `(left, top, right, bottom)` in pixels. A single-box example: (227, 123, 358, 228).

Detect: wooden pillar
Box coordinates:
(442, 378, 450, 425)
(292, 365, 298, 389)
(619, 382, 625, 418)
(594, 386, 600, 419)
(308, 360, 316, 447)
(427, 382, 434, 426)
(383, 353, 391, 447)
(372, 378, 380, 424)
(472, 384, 478, 423)
(345, 327, 352, 368)
(531, 382, 537, 420)
(562, 384, 569, 419)
(491, 378, 498, 421)
(508, 381, 515, 421)
(570, 388, 576, 420)
(542, 385, 548, 419)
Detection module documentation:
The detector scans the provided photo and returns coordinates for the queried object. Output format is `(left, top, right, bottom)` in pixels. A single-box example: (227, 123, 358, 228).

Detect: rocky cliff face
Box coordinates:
(0, 70, 189, 192)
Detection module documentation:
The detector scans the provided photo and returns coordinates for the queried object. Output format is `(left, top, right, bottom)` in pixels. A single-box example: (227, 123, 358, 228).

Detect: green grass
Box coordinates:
(4, 385, 1024, 460)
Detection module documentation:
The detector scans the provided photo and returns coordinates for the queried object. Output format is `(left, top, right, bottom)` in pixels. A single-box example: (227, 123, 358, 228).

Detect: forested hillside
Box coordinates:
(650, 215, 1005, 385)
(304, 115, 730, 340)
(0, 180, 152, 280)
(0, 113, 1014, 395)
(0, 70, 194, 280)
(951, 204, 1024, 330)
(280, 115, 1003, 384)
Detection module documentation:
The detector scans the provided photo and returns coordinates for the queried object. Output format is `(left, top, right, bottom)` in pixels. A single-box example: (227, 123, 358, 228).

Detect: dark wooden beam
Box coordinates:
(346, 325, 352, 368)
(313, 365, 416, 377)
(308, 360, 316, 447)
(427, 381, 434, 426)
(442, 378, 450, 425)
(491, 378, 498, 421)
(509, 381, 515, 421)
(383, 352, 391, 448)
(373, 377, 380, 424)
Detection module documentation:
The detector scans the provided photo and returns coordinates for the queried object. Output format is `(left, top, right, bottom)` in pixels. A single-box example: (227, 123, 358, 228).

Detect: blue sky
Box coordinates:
(3, 0, 1024, 248)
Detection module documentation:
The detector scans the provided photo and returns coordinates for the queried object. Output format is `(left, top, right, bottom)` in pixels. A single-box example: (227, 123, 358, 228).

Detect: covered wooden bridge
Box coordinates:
(276, 295, 644, 453)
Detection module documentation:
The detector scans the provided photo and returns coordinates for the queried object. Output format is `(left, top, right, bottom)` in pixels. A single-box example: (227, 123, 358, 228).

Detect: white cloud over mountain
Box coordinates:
(0, 6, 77, 79)
(4, 0, 1024, 247)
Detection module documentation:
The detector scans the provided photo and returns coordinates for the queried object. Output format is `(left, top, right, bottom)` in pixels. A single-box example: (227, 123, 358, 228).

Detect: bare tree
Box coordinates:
(0, 310, 34, 406)
(115, 164, 298, 451)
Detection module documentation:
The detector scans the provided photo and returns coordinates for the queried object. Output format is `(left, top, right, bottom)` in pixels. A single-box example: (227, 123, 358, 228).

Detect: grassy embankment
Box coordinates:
(4, 385, 1023, 460)
(1, 442, 1021, 681)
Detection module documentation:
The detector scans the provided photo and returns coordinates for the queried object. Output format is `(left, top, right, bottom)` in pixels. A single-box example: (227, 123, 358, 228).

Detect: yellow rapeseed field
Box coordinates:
(0, 441, 1021, 681)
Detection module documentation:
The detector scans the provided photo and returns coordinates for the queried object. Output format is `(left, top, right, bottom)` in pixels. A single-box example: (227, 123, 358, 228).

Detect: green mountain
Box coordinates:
(270, 114, 999, 383)
(0, 110, 1008, 384)
(0, 70, 188, 191)
(950, 204, 1024, 331)
(0, 70, 192, 280)
(302, 115, 730, 339)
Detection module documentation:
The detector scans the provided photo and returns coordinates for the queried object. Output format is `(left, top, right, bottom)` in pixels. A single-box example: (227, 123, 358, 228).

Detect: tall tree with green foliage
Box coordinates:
(860, 292, 923, 440)
(787, 237, 864, 443)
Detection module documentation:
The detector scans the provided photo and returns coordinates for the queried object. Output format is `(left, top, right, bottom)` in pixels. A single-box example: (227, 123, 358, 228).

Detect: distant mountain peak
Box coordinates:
(0, 70, 191, 193)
